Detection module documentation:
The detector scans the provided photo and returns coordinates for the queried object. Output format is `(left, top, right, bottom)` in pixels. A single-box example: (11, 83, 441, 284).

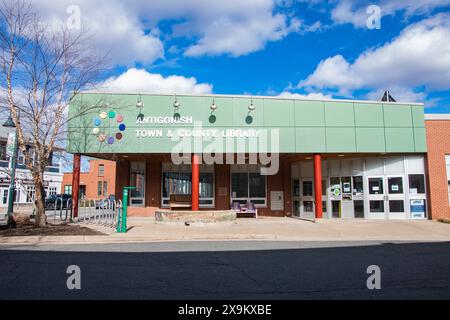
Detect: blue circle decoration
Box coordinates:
(119, 124, 126, 131)
(94, 118, 101, 126)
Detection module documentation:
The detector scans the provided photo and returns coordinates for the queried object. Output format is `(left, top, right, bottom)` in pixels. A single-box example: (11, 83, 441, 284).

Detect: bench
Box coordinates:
(169, 194, 192, 210)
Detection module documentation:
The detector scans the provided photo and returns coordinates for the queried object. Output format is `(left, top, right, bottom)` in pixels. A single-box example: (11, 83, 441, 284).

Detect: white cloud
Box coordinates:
(277, 91, 333, 100)
(96, 68, 213, 94)
(29, 0, 305, 63)
(34, 0, 164, 66)
(299, 13, 450, 101)
(331, 0, 450, 27)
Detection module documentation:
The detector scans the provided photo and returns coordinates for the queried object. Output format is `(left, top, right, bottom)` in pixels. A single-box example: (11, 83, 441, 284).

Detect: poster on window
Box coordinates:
(410, 199, 426, 219)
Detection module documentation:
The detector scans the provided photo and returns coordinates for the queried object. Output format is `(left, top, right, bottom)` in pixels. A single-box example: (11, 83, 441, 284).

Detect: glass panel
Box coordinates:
(199, 173, 214, 198)
(303, 201, 314, 212)
(370, 200, 384, 213)
(330, 177, 341, 197)
(322, 200, 327, 213)
(408, 174, 425, 194)
(302, 181, 313, 196)
(341, 177, 352, 194)
(322, 180, 326, 196)
(369, 178, 383, 195)
(231, 173, 248, 198)
(293, 200, 300, 217)
(388, 177, 403, 194)
(331, 200, 340, 218)
(354, 200, 364, 218)
(130, 162, 145, 200)
(249, 173, 266, 198)
(389, 200, 404, 213)
(293, 179, 300, 197)
(353, 176, 363, 195)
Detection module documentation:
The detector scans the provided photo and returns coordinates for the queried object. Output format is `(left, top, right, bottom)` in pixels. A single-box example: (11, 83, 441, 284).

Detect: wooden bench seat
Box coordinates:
(169, 194, 192, 210)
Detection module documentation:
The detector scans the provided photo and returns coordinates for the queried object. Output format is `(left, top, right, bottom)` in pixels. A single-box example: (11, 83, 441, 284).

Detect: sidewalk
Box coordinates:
(1, 217, 450, 245)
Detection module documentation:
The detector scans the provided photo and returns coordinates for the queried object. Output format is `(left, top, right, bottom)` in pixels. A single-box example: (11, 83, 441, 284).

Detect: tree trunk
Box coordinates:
(34, 181, 47, 228)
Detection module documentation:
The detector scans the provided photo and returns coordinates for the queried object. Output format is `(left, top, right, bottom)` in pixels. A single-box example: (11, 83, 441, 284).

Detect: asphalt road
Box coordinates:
(0, 241, 449, 300)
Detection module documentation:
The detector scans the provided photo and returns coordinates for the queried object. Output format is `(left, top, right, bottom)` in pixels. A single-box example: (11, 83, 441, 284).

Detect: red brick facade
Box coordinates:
(425, 118, 450, 220)
(62, 159, 116, 200)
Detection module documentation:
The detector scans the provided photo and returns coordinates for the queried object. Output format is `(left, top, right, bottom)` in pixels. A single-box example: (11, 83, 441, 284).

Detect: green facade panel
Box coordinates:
(325, 128, 356, 152)
(385, 128, 415, 152)
(67, 93, 426, 154)
(295, 127, 326, 152)
(324, 102, 355, 127)
(355, 128, 386, 152)
(354, 103, 384, 127)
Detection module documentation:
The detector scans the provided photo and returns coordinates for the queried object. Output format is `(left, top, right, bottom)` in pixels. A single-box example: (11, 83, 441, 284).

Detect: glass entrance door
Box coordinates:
(368, 176, 406, 219)
(386, 176, 406, 218)
(368, 177, 386, 218)
(300, 179, 314, 220)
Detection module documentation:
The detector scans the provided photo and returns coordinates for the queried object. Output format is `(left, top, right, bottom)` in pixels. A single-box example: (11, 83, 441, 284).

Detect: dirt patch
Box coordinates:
(0, 224, 106, 237)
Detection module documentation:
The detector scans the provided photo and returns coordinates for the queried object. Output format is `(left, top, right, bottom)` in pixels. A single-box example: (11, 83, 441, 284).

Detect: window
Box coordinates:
(98, 164, 105, 177)
(130, 161, 145, 206)
(231, 166, 266, 206)
(388, 177, 403, 194)
(64, 185, 72, 195)
(353, 176, 363, 195)
(97, 181, 103, 196)
(302, 180, 313, 196)
(369, 178, 383, 195)
(409, 174, 425, 194)
(161, 167, 215, 207)
(26, 186, 35, 203)
(103, 181, 108, 196)
(47, 187, 57, 196)
(446, 156, 450, 205)
(0, 142, 6, 161)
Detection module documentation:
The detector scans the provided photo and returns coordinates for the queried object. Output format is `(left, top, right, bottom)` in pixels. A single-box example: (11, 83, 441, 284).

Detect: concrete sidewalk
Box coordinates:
(1, 217, 450, 245)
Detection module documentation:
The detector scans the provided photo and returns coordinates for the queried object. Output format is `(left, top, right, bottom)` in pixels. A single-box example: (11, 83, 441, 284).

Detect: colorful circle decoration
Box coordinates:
(98, 134, 106, 142)
(93, 109, 126, 144)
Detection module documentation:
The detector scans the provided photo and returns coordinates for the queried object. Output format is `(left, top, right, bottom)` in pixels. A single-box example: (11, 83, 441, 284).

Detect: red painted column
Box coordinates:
(71, 154, 81, 219)
(313, 154, 323, 219)
(191, 154, 200, 211)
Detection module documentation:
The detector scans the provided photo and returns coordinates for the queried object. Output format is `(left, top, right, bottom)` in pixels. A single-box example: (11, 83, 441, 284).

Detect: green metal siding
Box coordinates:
(67, 93, 427, 154)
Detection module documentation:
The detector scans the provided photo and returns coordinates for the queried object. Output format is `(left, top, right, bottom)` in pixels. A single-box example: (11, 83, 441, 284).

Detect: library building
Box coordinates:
(66, 93, 450, 221)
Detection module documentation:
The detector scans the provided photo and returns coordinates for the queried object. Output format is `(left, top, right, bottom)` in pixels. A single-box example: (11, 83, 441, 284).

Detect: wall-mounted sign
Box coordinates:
(410, 199, 426, 219)
(270, 191, 284, 211)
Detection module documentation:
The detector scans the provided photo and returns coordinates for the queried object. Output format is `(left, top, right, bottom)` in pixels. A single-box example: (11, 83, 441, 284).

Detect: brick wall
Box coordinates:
(62, 159, 116, 200)
(425, 120, 450, 220)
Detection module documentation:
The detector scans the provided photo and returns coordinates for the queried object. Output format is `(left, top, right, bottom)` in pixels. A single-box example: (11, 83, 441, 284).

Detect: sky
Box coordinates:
(28, 0, 450, 114)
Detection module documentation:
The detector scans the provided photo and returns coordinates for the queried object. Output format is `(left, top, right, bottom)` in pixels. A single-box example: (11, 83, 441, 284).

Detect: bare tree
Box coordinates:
(0, 0, 105, 227)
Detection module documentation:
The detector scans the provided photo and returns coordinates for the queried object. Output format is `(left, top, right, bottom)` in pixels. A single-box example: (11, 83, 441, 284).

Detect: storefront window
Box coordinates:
(130, 161, 145, 206)
(302, 181, 313, 196)
(231, 166, 267, 206)
(408, 174, 425, 194)
(162, 165, 214, 207)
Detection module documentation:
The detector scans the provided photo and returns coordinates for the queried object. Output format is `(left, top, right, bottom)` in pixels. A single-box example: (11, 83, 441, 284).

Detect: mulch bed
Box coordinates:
(0, 224, 106, 237)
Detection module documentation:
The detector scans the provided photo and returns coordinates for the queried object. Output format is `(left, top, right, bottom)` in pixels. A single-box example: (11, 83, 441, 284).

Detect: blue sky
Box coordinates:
(35, 0, 450, 113)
